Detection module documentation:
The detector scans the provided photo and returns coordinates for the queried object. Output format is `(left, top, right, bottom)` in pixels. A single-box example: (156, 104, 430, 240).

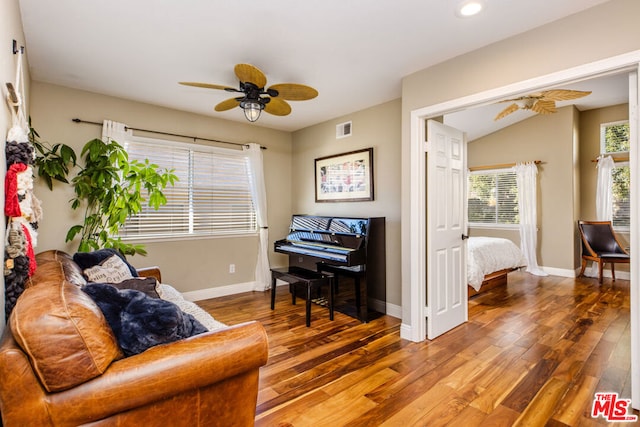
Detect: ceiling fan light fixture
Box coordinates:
(181, 63, 317, 121)
(515, 98, 534, 109)
(456, 0, 484, 17)
(241, 100, 264, 122)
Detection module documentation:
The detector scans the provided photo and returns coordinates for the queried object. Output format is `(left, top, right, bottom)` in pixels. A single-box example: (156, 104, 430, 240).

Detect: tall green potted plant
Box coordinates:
(31, 125, 177, 256)
(66, 138, 177, 256)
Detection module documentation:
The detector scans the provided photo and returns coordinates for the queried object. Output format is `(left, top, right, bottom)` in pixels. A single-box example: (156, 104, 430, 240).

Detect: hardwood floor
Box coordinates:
(197, 272, 638, 426)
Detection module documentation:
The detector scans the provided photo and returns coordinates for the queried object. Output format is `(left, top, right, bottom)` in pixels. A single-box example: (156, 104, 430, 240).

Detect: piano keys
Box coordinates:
(274, 215, 386, 322)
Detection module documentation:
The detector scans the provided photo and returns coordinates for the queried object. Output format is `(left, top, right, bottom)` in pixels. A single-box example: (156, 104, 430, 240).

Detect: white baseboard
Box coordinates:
(182, 281, 258, 302)
(385, 302, 402, 319)
(540, 266, 576, 278)
(538, 265, 631, 281)
(184, 281, 403, 321)
(400, 323, 417, 341)
(578, 267, 631, 281)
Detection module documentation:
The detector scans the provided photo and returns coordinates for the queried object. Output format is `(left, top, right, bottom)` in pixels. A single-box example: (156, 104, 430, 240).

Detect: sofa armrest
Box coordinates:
(0, 331, 52, 426)
(47, 321, 268, 425)
(136, 266, 162, 283)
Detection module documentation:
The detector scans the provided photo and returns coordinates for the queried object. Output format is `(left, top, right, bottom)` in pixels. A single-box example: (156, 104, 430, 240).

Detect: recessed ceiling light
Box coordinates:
(457, 1, 484, 17)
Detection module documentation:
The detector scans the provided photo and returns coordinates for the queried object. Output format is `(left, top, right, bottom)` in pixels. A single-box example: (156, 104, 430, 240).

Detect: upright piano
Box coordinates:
(274, 215, 386, 322)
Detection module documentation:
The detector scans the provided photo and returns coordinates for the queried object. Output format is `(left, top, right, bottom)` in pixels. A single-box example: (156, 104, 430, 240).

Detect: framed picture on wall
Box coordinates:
(315, 148, 374, 202)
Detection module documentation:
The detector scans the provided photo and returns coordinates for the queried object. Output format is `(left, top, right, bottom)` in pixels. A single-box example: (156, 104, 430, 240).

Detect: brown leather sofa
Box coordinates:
(0, 250, 268, 426)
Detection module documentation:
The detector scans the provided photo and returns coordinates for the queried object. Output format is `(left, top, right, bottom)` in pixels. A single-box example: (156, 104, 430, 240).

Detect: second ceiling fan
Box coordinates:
(494, 89, 592, 120)
(180, 63, 318, 122)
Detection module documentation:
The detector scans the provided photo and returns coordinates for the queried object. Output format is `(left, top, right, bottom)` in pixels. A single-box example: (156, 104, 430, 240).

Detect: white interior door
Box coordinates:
(426, 120, 468, 339)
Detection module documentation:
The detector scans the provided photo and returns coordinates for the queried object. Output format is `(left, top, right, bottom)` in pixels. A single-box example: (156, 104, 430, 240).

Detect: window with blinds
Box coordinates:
(120, 136, 257, 240)
(467, 169, 519, 226)
(601, 121, 630, 230)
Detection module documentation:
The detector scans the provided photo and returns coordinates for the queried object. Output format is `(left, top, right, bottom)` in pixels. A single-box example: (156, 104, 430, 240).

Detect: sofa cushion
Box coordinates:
(83, 283, 208, 356)
(73, 248, 139, 278)
(9, 280, 122, 392)
(111, 277, 161, 298)
(82, 254, 135, 283)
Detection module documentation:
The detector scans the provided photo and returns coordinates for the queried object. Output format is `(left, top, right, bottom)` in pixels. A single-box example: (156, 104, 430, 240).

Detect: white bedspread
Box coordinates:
(467, 236, 527, 291)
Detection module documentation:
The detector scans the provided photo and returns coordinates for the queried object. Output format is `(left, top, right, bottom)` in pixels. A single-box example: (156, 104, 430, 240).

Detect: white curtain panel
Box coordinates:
(101, 120, 132, 144)
(514, 162, 548, 276)
(595, 155, 614, 221)
(245, 143, 271, 291)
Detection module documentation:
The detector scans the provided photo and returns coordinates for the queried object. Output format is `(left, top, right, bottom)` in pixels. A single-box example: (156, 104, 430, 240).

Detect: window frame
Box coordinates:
(467, 167, 519, 230)
(600, 120, 630, 232)
(120, 135, 258, 243)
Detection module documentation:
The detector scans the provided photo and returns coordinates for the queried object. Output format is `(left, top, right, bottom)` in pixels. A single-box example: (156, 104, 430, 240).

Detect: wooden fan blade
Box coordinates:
(234, 64, 267, 88)
(539, 89, 592, 101)
(179, 82, 235, 91)
(531, 99, 557, 114)
(494, 103, 520, 120)
(268, 83, 318, 101)
(264, 98, 291, 116)
(215, 97, 241, 112)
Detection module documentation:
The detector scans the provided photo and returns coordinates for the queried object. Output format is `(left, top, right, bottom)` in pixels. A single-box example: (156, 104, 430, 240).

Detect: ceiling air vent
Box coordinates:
(336, 121, 352, 139)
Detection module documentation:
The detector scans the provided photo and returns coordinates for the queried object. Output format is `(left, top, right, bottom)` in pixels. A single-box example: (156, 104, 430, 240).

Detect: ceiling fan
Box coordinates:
(494, 89, 592, 120)
(179, 64, 318, 122)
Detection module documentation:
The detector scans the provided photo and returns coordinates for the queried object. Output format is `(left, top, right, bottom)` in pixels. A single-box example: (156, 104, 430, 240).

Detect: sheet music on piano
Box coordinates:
(274, 215, 386, 322)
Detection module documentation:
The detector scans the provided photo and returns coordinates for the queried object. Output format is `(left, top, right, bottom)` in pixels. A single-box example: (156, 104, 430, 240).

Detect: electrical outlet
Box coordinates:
(229, 264, 235, 273)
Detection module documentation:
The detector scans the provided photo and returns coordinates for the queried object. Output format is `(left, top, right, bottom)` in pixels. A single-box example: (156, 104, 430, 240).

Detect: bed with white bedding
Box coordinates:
(467, 236, 527, 293)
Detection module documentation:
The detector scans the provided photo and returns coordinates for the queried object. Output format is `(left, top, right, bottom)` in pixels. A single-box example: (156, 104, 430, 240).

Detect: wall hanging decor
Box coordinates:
(4, 42, 41, 320)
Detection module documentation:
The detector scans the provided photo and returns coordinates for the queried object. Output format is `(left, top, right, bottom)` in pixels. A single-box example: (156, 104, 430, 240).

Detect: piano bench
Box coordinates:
(270, 267, 335, 327)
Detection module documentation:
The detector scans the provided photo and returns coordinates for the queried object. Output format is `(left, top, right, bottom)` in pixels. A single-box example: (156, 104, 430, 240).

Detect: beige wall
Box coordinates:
(468, 106, 577, 270)
(291, 99, 402, 306)
(400, 0, 640, 325)
(30, 82, 293, 293)
(1, 0, 29, 331)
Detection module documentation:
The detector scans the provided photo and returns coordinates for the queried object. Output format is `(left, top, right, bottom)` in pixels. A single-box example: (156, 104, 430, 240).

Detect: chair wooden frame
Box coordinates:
(578, 220, 630, 284)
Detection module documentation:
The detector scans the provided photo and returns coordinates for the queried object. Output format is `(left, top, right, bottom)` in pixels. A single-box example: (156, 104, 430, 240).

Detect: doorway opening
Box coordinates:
(406, 54, 639, 407)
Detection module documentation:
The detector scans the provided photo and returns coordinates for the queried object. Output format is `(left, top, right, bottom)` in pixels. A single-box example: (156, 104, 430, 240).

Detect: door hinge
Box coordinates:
(424, 141, 430, 153)
(424, 305, 431, 318)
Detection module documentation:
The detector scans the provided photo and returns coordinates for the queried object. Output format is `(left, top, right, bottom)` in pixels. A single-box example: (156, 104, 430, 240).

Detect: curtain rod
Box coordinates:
(469, 160, 541, 172)
(591, 154, 629, 163)
(71, 118, 265, 150)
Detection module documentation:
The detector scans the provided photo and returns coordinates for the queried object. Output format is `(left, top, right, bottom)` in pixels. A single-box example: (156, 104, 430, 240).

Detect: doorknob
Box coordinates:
(461, 234, 469, 240)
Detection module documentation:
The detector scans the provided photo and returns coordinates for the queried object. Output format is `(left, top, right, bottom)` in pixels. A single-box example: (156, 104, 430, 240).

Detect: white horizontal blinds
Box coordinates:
(121, 138, 256, 239)
(191, 150, 256, 235)
(121, 140, 190, 237)
(601, 121, 630, 229)
(467, 170, 518, 225)
(612, 163, 630, 228)
(602, 121, 630, 154)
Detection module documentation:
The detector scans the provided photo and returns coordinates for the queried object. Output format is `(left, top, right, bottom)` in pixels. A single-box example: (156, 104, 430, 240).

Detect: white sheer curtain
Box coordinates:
(595, 155, 614, 221)
(245, 143, 271, 291)
(514, 162, 548, 276)
(102, 120, 132, 144)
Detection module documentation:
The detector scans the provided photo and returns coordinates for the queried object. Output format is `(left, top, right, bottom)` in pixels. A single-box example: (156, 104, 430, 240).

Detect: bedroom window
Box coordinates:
(601, 121, 630, 229)
(119, 136, 257, 240)
(467, 169, 518, 227)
